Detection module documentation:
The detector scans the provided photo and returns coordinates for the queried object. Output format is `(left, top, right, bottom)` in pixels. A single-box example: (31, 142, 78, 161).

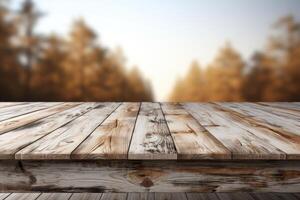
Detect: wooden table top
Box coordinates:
(0, 102, 299, 160)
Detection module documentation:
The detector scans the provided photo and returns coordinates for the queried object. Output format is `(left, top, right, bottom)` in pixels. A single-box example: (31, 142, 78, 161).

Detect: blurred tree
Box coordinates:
(206, 43, 244, 101)
(64, 19, 102, 101)
(242, 52, 274, 101)
(169, 77, 184, 102)
(0, 1, 22, 100)
(31, 35, 67, 101)
(125, 67, 153, 101)
(63, 19, 153, 101)
(267, 15, 300, 101)
(16, 0, 42, 100)
(169, 61, 206, 101)
(170, 43, 245, 102)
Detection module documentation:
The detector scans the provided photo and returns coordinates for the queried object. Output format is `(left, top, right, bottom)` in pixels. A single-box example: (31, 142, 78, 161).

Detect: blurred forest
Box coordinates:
(1, 1, 300, 102)
(170, 15, 300, 102)
(0, 0, 153, 101)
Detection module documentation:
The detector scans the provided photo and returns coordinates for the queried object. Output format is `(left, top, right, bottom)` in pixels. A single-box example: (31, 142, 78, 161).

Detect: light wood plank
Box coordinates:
(0, 102, 25, 108)
(184, 103, 285, 159)
(72, 103, 139, 159)
(69, 193, 102, 200)
(128, 102, 176, 160)
(127, 193, 154, 200)
(0, 103, 99, 159)
(217, 193, 255, 200)
(187, 193, 218, 200)
(100, 193, 127, 200)
(220, 103, 300, 137)
(161, 103, 230, 160)
(216, 103, 300, 159)
(16, 103, 120, 160)
(260, 102, 300, 112)
(257, 103, 300, 119)
(0, 103, 79, 135)
(4, 193, 40, 200)
(37, 193, 72, 200)
(0, 193, 10, 200)
(0, 102, 60, 122)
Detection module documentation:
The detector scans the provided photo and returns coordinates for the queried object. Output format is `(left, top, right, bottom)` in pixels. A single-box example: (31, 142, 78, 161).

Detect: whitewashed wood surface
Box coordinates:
(0, 102, 298, 160)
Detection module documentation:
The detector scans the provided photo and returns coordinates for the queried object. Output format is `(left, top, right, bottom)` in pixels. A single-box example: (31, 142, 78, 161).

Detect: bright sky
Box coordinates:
(13, 0, 300, 100)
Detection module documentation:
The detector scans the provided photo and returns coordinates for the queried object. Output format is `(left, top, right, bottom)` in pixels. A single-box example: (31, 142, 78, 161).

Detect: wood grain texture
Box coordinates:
(161, 103, 230, 160)
(1, 160, 300, 193)
(0, 102, 60, 122)
(69, 193, 102, 200)
(37, 193, 72, 200)
(217, 193, 255, 200)
(183, 103, 285, 160)
(0, 102, 298, 161)
(257, 103, 300, 119)
(260, 102, 300, 112)
(251, 193, 298, 200)
(0, 103, 99, 159)
(16, 103, 120, 160)
(127, 193, 154, 200)
(155, 193, 187, 200)
(187, 193, 219, 200)
(72, 103, 139, 159)
(0, 102, 25, 108)
(100, 194, 127, 200)
(0, 193, 299, 200)
(128, 102, 177, 160)
(0, 193, 10, 200)
(220, 103, 300, 137)
(215, 103, 300, 159)
(0, 102, 79, 135)
(4, 193, 40, 200)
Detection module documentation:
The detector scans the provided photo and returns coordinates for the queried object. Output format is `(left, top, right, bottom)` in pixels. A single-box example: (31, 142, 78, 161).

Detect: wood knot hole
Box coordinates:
(140, 177, 154, 188)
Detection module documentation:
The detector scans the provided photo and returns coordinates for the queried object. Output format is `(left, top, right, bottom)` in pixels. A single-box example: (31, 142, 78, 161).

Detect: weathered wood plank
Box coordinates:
(257, 103, 300, 119)
(0, 103, 99, 159)
(127, 193, 154, 200)
(155, 193, 187, 200)
(72, 103, 139, 160)
(0, 102, 60, 122)
(1, 193, 299, 200)
(16, 103, 120, 160)
(100, 193, 127, 200)
(2, 160, 300, 193)
(69, 193, 102, 200)
(0, 193, 10, 200)
(251, 193, 295, 200)
(260, 102, 300, 112)
(4, 193, 40, 200)
(184, 103, 285, 159)
(0, 102, 79, 135)
(217, 193, 255, 200)
(161, 103, 230, 160)
(187, 193, 219, 200)
(215, 103, 300, 159)
(293, 193, 300, 199)
(37, 193, 72, 200)
(128, 102, 176, 160)
(0, 102, 25, 108)
(220, 103, 300, 137)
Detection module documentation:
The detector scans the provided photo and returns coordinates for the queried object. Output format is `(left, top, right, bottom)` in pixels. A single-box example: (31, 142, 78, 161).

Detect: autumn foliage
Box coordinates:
(1, 1, 300, 102)
(170, 16, 300, 102)
(0, 0, 153, 101)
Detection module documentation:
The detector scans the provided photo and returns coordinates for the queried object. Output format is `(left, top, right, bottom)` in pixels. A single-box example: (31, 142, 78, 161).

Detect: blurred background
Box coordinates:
(0, 0, 300, 102)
